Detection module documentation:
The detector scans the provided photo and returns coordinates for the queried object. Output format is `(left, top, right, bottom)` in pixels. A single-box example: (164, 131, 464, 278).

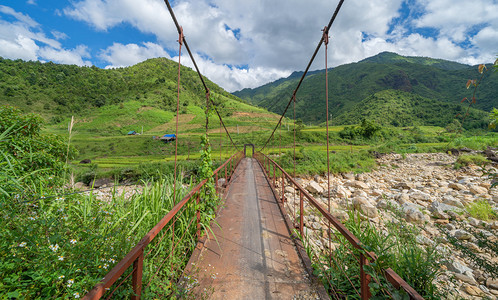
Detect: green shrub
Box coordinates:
(466, 199, 497, 221)
(454, 154, 488, 169)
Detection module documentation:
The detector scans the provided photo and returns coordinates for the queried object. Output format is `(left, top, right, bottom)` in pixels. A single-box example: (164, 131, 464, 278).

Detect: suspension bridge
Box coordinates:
(83, 0, 424, 299)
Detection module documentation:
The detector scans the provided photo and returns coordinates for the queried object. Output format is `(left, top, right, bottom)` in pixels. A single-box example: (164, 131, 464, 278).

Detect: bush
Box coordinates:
(466, 199, 497, 221)
(454, 154, 488, 169)
(0, 106, 77, 197)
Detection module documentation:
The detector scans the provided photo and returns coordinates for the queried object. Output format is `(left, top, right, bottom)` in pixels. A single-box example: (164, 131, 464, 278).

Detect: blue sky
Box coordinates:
(1, 0, 497, 92)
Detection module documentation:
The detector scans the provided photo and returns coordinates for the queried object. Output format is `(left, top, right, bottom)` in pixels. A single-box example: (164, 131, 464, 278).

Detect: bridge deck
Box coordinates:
(184, 157, 321, 299)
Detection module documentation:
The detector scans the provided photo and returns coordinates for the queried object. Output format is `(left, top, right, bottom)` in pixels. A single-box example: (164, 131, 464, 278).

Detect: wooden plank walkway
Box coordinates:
(184, 158, 322, 299)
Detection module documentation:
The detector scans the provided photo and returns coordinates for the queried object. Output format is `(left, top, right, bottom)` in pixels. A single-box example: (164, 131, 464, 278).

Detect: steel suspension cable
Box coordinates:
(259, 0, 345, 152)
(323, 26, 333, 283)
(163, 0, 239, 151)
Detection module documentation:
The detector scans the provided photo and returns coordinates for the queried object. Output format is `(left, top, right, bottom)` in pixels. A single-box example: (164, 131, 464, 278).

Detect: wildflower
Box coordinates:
(58, 275, 65, 280)
(28, 216, 37, 220)
(103, 263, 109, 269)
(70, 239, 77, 245)
(67, 279, 74, 287)
(73, 292, 80, 298)
(58, 255, 64, 261)
(19, 242, 27, 248)
(49, 244, 59, 252)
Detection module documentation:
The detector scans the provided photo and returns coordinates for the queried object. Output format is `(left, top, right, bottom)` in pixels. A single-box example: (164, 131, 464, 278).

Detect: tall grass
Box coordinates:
(0, 169, 212, 298)
(302, 208, 443, 299)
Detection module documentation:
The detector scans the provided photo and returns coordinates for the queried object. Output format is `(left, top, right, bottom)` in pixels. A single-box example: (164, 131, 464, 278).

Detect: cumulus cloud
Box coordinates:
(5, 0, 498, 91)
(0, 5, 92, 66)
(39, 45, 92, 66)
(100, 42, 170, 68)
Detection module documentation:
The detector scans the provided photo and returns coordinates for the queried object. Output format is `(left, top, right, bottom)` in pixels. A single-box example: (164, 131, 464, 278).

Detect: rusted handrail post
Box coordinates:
(131, 251, 144, 300)
(272, 164, 276, 188)
(215, 173, 218, 192)
(360, 253, 372, 299)
(281, 173, 285, 204)
(196, 193, 201, 239)
(299, 191, 304, 236)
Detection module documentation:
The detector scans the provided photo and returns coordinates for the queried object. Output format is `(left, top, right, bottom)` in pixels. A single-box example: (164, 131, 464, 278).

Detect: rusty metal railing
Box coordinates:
(254, 152, 423, 300)
(83, 151, 243, 299)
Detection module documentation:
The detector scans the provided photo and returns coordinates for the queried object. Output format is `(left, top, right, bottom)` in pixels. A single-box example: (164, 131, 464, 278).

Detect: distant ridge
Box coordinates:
(233, 52, 496, 128)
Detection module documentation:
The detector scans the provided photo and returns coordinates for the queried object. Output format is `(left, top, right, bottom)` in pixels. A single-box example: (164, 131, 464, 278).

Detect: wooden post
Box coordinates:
(131, 252, 144, 300)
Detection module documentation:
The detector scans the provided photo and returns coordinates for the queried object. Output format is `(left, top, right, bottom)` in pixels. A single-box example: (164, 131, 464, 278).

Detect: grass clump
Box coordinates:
(275, 148, 376, 176)
(454, 154, 489, 169)
(304, 208, 443, 299)
(466, 199, 497, 221)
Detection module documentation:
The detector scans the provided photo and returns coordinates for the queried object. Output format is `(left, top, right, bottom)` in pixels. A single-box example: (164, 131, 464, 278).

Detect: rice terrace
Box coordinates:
(1, 0, 497, 299)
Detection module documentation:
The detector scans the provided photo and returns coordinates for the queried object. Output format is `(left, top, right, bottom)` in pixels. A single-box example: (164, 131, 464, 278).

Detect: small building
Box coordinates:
(159, 134, 176, 143)
(127, 130, 137, 135)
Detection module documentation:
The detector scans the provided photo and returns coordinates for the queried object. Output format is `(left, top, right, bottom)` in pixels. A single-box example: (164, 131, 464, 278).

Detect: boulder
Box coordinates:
(449, 182, 466, 191)
(451, 229, 472, 240)
(429, 201, 461, 219)
(359, 204, 378, 218)
(486, 278, 498, 290)
(469, 185, 488, 195)
(442, 195, 464, 208)
(409, 189, 431, 201)
(74, 182, 85, 190)
(444, 260, 473, 275)
(402, 203, 425, 224)
(307, 181, 324, 195)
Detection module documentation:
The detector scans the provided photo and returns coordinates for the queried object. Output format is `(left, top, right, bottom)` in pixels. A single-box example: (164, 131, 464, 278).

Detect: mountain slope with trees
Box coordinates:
(234, 52, 496, 127)
(0, 57, 242, 123)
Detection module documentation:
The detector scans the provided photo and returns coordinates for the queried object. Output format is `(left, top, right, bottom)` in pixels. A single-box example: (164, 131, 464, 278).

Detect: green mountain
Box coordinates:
(234, 52, 497, 128)
(0, 57, 241, 123)
(334, 89, 488, 128)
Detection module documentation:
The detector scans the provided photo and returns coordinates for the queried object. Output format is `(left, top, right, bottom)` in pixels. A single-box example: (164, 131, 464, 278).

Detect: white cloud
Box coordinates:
(26, 0, 37, 5)
(5, 0, 498, 91)
(0, 5, 91, 66)
(39, 45, 91, 66)
(0, 35, 39, 61)
(51, 30, 68, 40)
(100, 42, 170, 68)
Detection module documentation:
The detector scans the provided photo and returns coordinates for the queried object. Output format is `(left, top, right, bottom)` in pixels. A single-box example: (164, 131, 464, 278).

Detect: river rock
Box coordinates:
(486, 278, 498, 290)
(462, 284, 482, 296)
(451, 229, 472, 240)
(469, 185, 487, 195)
(409, 189, 431, 201)
(454, 273, 477, 285)
(402, 203, 425, 224)
(307, 181, 324, 195)
(449, 182, 465, 191)
(444, 260, 473, 275)
(442, 195, 464, 208)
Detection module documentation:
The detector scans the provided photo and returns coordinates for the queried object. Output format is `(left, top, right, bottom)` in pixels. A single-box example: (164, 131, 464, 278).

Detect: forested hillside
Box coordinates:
(0, 57, 241, 122)
(234, 52, 497, 128)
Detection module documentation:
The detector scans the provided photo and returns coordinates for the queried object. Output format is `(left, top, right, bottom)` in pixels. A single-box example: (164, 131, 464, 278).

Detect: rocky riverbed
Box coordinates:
(277, 152, 497, 299)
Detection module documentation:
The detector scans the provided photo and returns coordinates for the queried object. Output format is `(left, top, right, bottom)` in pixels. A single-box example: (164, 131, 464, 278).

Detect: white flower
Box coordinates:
(58, 255, 64, 261)
(67, 279, 74, 287)
(19, 242, 27, 248)
(49, 244, 59, 252)
(58, 275, 65, 280)
(73, 292, 80, 298)
(103, 263, 109, 269)
(70, 239, 77, 245)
